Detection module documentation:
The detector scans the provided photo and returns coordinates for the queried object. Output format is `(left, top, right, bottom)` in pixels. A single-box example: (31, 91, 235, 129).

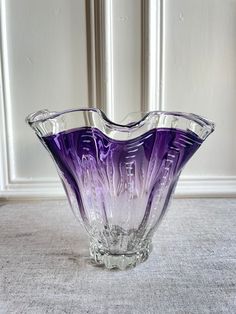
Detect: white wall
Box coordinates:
(0, 0, 235, 199)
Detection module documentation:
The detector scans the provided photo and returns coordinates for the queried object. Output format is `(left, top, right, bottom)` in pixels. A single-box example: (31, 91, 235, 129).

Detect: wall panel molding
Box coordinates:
(86, 0, 114, 120)
(0, 0, 11, 191)
(141, 0, 163, 111)
(85, 0, 97, 106)
(1, 177, 236, 200)
(176, 176, 236, 198)
(0, 51, 8, 192)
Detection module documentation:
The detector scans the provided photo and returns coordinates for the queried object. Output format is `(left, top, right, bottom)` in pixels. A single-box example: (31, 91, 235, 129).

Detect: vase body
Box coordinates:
(26, 109, 214, 269)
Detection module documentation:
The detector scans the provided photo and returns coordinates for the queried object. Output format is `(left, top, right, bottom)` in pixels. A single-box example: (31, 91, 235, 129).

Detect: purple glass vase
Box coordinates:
(26, 109, 214, 270)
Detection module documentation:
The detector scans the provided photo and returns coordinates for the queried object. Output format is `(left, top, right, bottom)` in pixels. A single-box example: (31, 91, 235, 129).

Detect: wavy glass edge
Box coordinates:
(26, 108, 215, 141)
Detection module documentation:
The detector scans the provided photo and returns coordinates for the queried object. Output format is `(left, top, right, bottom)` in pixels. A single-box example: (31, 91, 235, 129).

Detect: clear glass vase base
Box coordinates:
(89, 242, 152, 270)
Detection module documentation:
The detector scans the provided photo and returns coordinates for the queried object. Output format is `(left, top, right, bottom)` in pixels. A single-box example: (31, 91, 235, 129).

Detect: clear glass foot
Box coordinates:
(89, 241, 152, 270)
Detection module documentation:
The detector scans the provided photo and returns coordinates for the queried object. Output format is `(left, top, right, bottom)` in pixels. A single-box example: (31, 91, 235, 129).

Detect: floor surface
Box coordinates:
(0, 199, 235, 313)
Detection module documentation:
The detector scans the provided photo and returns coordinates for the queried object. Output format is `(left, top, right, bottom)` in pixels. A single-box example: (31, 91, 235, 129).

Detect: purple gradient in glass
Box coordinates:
(42, 127, 202, 260)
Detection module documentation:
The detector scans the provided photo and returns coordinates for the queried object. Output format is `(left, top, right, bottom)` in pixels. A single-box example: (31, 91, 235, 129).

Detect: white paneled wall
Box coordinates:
(164, 0, 236, 195)
(0, 0, 235, 199)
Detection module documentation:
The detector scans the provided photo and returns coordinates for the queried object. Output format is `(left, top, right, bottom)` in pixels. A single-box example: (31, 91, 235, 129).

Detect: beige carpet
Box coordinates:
(0, 199, 235, 313)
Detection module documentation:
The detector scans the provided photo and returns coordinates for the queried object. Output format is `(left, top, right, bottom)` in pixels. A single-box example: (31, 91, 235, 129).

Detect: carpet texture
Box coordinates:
(0, 199, 235, 313)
